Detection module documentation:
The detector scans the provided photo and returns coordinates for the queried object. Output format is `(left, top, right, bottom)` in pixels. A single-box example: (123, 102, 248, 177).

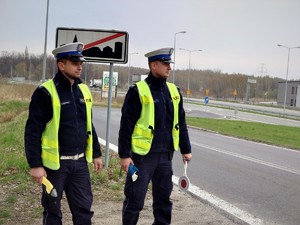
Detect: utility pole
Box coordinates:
(256, 63, 268, 77)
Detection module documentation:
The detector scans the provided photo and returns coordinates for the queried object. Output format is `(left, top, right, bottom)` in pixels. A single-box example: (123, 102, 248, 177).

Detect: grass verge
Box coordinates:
(186, 117, 300, 150)
(0, 100, 125, 225)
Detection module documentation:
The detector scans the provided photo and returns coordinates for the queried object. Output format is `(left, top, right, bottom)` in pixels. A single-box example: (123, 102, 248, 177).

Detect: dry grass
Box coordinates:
(0, 80, 36, 102)
(0, 80, 125, 107)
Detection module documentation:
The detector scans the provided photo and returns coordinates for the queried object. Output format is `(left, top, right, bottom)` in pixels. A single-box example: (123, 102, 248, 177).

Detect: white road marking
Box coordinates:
(172, 176, 265, 225)
(99, 137, 266, 225)
(192, 141, 300, 176)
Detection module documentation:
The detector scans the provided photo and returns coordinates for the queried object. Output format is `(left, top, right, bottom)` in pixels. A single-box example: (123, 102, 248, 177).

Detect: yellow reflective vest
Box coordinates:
(131, 80, 180, 155)
(41, 80, 93, 170)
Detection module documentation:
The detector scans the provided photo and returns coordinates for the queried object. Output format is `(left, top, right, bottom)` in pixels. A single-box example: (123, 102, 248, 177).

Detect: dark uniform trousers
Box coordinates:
(122, 152, 173, 225)
(42, 157, 93, 225)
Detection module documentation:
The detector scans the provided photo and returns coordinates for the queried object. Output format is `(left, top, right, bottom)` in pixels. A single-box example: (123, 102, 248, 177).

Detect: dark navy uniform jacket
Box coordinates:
(25, 71, 101, 168)
(118, 72, 191, 158)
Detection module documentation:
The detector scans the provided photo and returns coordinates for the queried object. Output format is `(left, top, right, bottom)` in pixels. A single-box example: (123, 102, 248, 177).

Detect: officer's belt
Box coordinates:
(60, 153, 84, 160)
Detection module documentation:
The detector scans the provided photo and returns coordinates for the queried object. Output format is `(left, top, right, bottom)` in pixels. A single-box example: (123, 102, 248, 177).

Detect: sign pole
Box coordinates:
(104, 63, 114, 168)
(42, 0, 49, 83)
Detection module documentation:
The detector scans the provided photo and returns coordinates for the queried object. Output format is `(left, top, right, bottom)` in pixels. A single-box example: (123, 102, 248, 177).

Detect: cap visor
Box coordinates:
(70, 56, 86, 62)
(161, 59, 174, 64)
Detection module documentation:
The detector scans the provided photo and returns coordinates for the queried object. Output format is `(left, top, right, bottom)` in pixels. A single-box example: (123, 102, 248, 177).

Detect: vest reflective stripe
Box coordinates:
(41, 80, 93, 170)
(78, 83, 93, 163)
(131, 80, 180, 155)
(166, 82, 180, 150)
(41, 80, 61, 170)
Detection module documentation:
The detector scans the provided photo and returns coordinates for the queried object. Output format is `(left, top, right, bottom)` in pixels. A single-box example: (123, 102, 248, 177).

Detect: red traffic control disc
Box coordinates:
(181, 178, 187, 188)
(178, 161, 190, 192)
(178, 175, 190, 192)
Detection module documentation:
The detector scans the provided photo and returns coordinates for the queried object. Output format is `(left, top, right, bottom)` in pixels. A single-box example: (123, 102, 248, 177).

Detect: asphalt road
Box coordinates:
(184, 102, 300, 127)
(186, 98, 300, 119)
(93, 104, 300, 225)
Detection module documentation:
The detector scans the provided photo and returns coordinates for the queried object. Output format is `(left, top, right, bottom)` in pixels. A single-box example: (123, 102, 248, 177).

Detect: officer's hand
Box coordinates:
(120, 158, 133, 173)
(93, 157, 103, 172)
(30, 167, 47, 184)
(182, 153, 192, 163)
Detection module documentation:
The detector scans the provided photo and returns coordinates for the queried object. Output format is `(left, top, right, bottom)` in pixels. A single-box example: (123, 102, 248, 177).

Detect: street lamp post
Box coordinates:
(128, 52, 138, 87)
(29, 55, 32, 81)
(172, 31, 186, 84)
(277, 44, 300, 115)
(42, 0, 50, 83)
(179, 48, 202, 96)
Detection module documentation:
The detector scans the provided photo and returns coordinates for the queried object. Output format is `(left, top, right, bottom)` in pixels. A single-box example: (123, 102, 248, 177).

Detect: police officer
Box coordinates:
(25, 42, 103, 225)
(118, 47, 192, 225)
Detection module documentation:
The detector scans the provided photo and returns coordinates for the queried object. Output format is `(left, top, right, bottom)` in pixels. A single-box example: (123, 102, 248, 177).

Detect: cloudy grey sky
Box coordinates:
(1, 0, 300, 79)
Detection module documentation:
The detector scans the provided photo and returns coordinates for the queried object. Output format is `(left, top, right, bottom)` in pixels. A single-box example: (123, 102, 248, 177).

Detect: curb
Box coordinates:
(172, 176, 265, 225)
(99, 138, 265, 225)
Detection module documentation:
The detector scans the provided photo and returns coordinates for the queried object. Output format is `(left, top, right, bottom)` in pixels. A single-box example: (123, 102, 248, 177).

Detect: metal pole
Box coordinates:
(172, 31, 186, 84)
(52, 58, 56, 78)
(179, 48, 202, 96)
(172, 33, 177, 84)
(127, 52, 138, 87)
(84, 62, 88, 84)
(127, 54, 131, 87)
(105, 63, 114, 168)
(188, 51, 191, 91)
(42, 0, 49, 83)
(283, 48, 290, 115)
(29, 56, 32, 81)
(10, 58, 13, 80)
(277, 44, 300, 116)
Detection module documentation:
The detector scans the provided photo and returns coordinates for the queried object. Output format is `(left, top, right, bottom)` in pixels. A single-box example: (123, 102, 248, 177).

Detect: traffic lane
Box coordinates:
(185, 109, 223, 119)
(172, 135, 300, 225)
(185, 103, 300, 127)
(233, 110, 300, 127)
(93, 106, 223, 144)
(93, 106, 300, 173)
(93, 107, 120, 145)
(187, 129, 300, 172)
(184, 99, 300, 118)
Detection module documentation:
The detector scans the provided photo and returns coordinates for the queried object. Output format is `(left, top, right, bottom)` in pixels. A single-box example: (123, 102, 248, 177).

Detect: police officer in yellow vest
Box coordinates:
(119, 47, 192, 225)
(25, 42, 103, 225)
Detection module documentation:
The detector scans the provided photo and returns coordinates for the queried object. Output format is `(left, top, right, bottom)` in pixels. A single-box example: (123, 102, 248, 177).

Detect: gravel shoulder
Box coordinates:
(60, 185, 240, 225)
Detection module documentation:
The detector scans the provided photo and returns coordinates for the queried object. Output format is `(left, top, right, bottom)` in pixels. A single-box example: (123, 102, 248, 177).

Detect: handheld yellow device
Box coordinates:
(42, 176, 57, 197)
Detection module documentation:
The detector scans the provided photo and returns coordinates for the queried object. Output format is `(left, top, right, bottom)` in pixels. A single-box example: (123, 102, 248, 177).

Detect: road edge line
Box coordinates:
(99, 137, 265, 225)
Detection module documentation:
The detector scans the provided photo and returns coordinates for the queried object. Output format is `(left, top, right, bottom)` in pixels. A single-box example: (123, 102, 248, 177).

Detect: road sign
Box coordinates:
(55, 27, 129, 64)
(102, 71, 118, 91)
(247, 78, 257, 84)
(204, 96, 209, 104)
(187, 89, 191, 95)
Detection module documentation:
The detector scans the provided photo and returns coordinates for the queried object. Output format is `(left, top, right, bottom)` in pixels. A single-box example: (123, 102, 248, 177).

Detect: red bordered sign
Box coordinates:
(55, 27, 129, 64)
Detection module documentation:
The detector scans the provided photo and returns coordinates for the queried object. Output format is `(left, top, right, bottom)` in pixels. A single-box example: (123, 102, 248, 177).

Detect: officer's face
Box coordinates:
(58, 60, 83, 82)
(151, 61, 171, 79)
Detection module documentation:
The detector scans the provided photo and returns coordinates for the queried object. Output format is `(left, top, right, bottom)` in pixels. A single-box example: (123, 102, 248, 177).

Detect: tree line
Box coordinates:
(0, 49, 284, 101)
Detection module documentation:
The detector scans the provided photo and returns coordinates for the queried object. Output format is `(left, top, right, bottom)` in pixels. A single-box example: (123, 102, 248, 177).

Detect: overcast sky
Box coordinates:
(1, 0, 300, 80)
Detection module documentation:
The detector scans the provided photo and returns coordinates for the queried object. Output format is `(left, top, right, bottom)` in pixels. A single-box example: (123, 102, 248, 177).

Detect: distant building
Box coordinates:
(277, 81, 300, 108)
(131, 74, 148, 84)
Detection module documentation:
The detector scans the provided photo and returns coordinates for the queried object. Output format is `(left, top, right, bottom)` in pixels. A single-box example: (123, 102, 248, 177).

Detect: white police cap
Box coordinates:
(52, 42, 85, 62)
(144, 48, 174, 63)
